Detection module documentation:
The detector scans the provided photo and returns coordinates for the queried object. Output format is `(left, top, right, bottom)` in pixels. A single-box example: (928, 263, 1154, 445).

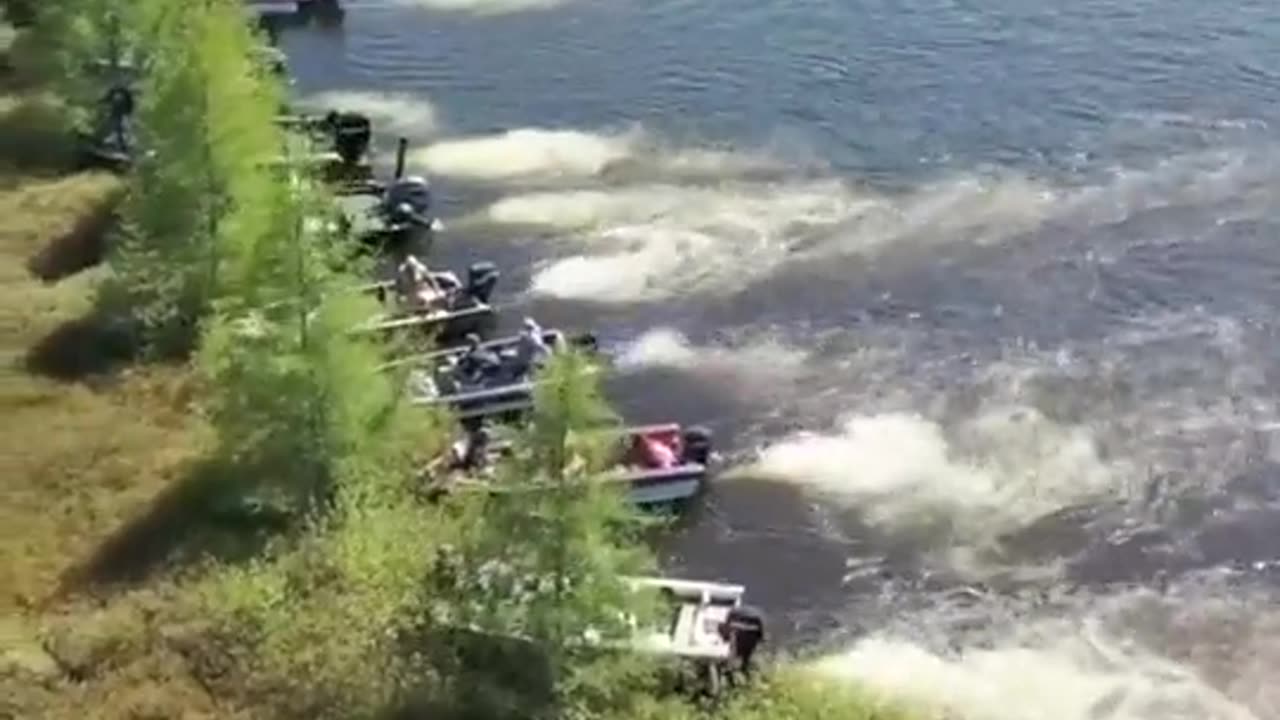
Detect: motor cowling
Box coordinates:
(105, 85, 134, 119)
(384, 176, 432, 218)
(722, 605, 765, 664)
(328, 112, 371, 166)
(569, 331, 599, 354)
(466, 261, 500, 305)
(681, 425, 713, 465)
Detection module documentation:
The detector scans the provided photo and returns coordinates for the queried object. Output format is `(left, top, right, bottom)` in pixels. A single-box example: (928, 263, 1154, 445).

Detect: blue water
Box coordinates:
(274, 2, 1280, 715)
(285, 0, 1278, 179)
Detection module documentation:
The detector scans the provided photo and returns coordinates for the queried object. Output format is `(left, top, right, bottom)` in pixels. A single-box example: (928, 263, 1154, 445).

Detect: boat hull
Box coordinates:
(621, 465, 708, 505)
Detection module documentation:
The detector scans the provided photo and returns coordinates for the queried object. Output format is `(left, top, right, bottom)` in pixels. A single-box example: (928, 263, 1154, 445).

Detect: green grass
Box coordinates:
(0, 169, 216, 612)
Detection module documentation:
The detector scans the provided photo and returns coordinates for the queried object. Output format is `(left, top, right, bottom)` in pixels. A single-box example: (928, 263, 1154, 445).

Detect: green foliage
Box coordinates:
(601, 668, 923, 720)
(432, 350, 659, 717)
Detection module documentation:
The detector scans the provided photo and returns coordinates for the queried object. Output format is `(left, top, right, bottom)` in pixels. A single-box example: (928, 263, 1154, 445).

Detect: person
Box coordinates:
(452, 425, 491, 471)
(637, 432, 679, 469)
(456, 333, 501, 384)
(396, 253, 446, 313)
(511, 317, 553, 376)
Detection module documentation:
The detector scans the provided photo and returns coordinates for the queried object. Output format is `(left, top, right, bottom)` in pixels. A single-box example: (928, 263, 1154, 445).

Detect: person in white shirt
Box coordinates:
(512, 317, 552, 376)
(396, 253, 445, 313)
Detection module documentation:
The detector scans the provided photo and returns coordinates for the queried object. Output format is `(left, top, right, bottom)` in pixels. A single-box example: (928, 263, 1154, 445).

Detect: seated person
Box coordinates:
(510, 317, 553, 376)
(455, 333, 502, 385)
(636, 432, 679, 469)
(396, 254, 448, 313)
(449, 426, 491, 471)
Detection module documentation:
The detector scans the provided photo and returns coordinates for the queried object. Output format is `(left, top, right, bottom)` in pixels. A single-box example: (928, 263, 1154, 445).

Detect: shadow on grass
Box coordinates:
(24, 312, 139, 381)
(58, 459, 292, 595)
(0, 93, 75, 172)
(26, 185, 121, 282)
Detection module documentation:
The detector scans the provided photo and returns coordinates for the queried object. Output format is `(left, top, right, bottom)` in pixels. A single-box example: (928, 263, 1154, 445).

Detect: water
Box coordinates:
(273, 1, 1280, 717)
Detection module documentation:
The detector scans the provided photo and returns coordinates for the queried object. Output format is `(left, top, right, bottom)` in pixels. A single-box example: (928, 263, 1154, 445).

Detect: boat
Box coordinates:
(274, 110, 378, 188)
(626, 577, 756, 658)
(430, 422, 717, 507)
(245, 0, 343, 21)
(420, 574, 762, 702)
(624, 576, 765, 694)
(76, 85, 135, 172)
(335, 139, 443, 253)
(379, 327, 602, 371)
(406, 337, 601, 424)
(353, 260, 501, 345)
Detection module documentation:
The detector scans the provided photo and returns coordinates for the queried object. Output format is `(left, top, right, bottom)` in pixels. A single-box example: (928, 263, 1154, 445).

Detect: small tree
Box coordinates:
(436, 349, 659, 718)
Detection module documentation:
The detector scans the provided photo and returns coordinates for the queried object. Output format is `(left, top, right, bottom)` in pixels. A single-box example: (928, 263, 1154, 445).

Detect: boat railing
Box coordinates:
(352, 303, 495, 334)
(412, 380, 536, 406)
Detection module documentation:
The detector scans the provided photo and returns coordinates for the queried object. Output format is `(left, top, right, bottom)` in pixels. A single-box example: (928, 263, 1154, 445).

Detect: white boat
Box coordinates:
(245, 0, 306, 16)
(626, 577, 747, 661)
(245, 0, 340, 17)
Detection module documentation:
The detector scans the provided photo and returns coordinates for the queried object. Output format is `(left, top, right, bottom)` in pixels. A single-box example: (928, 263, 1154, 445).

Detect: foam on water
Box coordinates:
(511, 143, 1276, 302)
(409, 127, 642, 182)
(400, 0, 569, 15)
(614, 327, 809, 383)
(743, 409, 1120, 549)
(811, 574, 1280, 720)
(295, 90, 441, 139)
(516, 173, 1065, 301)
(814, 631, 1258, 720)
(410, 126, 783, 184)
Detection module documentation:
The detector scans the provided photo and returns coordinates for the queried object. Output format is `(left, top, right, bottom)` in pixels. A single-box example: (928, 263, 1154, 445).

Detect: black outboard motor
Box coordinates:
(569, 331, 600, 354)
(465, 261, 500, 305)
(722, 605, 765, 680)
(383, 176, 432, 223)
(681, 426, 713, 466)
(106, 84, 135, 120)
(327, 111, 371, 166)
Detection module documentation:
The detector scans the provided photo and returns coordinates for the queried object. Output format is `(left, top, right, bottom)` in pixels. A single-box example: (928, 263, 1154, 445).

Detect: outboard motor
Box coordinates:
(681, 426, 713, 466)
(465, 261, 500, 305)
(105, 84, 135, 121)
(327, 111, 372, 166)
(569, 331, 600, 354)
(384, 176, 432, 223)
(722, 605, 766, 678)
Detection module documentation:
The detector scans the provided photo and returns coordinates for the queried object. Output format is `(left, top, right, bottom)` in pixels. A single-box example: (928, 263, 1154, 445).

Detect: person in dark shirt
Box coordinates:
(456, 333, 501, 385)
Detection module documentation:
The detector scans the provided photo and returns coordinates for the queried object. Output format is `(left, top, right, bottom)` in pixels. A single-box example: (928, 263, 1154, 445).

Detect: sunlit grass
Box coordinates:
(0, 170, 210, 614)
